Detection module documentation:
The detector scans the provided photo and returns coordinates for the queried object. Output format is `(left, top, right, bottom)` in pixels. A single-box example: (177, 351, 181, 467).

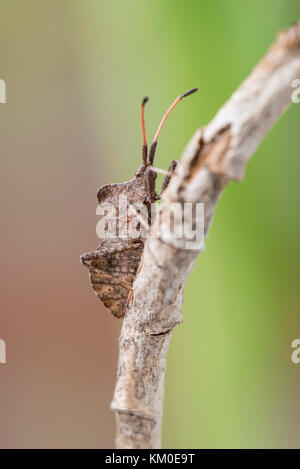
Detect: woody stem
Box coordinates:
(111, 22, 300, 449)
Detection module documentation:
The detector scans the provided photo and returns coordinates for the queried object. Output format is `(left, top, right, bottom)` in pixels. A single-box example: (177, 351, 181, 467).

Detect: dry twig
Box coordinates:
(111, 22, 300, 449)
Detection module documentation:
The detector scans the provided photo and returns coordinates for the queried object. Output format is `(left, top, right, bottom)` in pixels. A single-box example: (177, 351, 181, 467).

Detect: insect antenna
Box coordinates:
(141, 97, 149, 168)
(148, 88, 198, 165)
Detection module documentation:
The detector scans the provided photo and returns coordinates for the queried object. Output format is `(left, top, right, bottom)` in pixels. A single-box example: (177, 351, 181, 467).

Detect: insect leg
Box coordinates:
(126, 288, 134, 308)
(160, 159, 179, 195)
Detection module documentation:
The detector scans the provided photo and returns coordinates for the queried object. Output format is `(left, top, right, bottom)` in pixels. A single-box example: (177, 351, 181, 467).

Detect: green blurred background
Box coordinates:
(0, 0, 299, 448)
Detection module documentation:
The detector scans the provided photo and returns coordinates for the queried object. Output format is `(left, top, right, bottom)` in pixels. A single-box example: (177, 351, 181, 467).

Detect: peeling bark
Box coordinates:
(111, 22, 300, 449)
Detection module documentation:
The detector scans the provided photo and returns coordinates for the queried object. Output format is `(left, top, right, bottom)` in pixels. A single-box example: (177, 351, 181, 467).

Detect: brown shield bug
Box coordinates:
(80, 88, 198, 318)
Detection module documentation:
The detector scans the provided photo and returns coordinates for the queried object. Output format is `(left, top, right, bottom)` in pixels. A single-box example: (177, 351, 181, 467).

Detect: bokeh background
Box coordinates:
(0, 0, 299, 449)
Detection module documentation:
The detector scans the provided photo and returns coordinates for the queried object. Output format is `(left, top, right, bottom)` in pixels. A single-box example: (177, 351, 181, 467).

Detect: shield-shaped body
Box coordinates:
(80, 171, 153, 318)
